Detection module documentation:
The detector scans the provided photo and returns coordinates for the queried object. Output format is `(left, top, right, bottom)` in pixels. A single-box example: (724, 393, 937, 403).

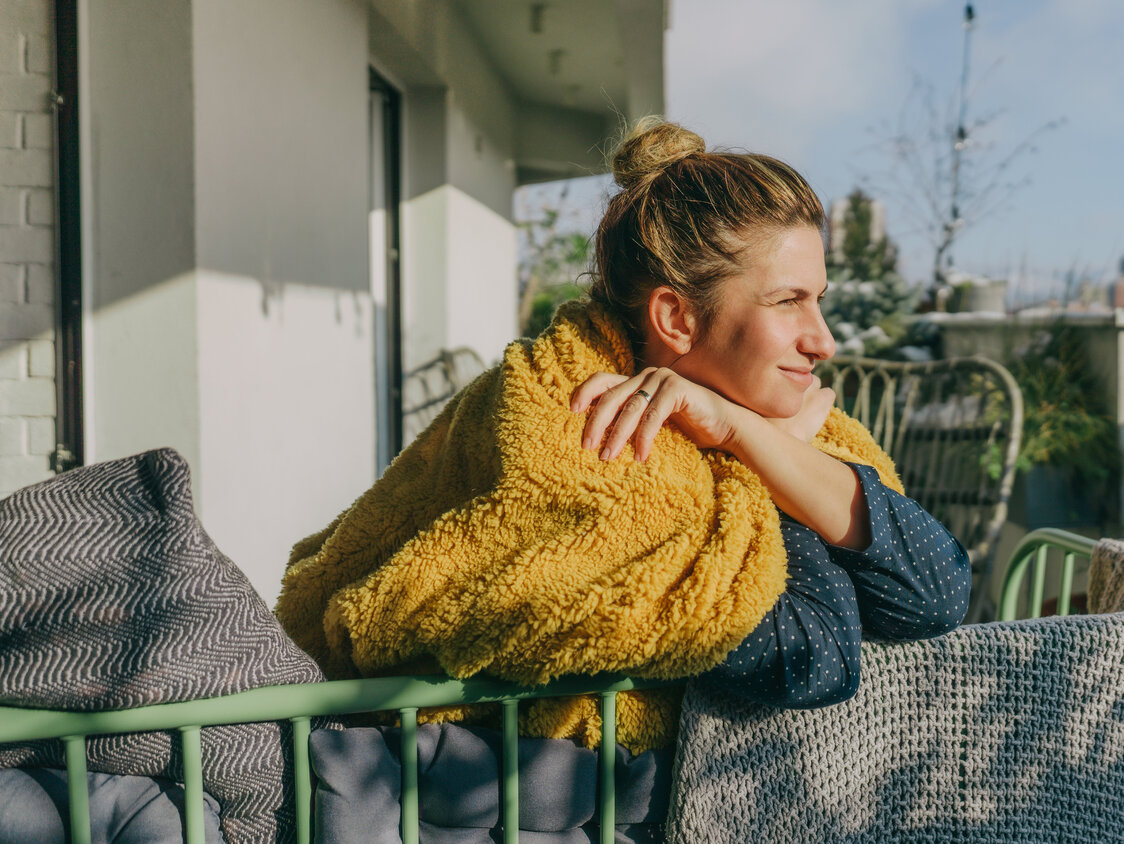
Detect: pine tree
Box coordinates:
(823, 189, 916, 357)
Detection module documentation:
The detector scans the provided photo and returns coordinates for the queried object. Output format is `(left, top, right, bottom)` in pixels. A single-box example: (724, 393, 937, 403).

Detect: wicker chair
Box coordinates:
(818, 355, 1023, 623)
(401, 347, 486, 443)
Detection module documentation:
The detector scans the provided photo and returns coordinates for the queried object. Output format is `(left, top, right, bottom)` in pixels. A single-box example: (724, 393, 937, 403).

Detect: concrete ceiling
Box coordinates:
(458, 0, 664, 117)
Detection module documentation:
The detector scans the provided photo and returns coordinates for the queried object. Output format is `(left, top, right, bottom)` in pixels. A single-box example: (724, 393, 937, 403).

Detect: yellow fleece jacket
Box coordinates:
(275, 299, 902, 753)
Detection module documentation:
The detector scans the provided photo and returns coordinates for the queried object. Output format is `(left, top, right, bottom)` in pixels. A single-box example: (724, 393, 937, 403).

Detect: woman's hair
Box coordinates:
(589, 118, 825, 355)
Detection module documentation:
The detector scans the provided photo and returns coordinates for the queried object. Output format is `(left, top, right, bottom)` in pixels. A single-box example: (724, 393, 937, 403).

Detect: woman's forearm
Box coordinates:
(723, 405, 871, 549)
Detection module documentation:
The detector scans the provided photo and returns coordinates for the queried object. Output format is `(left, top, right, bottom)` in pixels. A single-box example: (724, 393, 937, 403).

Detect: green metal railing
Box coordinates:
(0, 673, 673, 844)
(997, 528, 1096, 622)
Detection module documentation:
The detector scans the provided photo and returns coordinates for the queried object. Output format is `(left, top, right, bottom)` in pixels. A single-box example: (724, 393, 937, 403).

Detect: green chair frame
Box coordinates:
(0, 673, 671, 844)
(819, 355, 1023, 622)
(997, 527, 1096, 621)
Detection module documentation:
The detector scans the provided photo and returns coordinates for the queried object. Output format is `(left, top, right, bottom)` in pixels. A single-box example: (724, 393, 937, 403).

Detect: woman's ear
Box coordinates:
(647, 287, 698, 358)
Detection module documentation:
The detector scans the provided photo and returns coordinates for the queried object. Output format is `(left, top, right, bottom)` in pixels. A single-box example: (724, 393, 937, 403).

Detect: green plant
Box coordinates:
(526, 281, 587, 338)
(518, 206, 592, 337)
(1006, 324, 1120, 513)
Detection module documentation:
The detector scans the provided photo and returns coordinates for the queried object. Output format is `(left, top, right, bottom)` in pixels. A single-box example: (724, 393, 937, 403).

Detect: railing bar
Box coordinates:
(63, 735, 91, 844)
(400, 707, 419, 844)
(1058, 553, 1076, 616)
(0, 675, 676, 745)
(1030, 545, 1049, 619)
(962, 393, 993, 557)
(502, 699, 519, 843)
(291, 716, 312, 844)
(894, 377, 922, 476)
(599, 692, 617, 844)
(856, 369, 870, 424)
(179, 725, 205, 844)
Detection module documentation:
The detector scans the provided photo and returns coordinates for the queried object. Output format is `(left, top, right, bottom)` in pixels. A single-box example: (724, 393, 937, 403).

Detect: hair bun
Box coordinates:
(611, 118, 706, 190)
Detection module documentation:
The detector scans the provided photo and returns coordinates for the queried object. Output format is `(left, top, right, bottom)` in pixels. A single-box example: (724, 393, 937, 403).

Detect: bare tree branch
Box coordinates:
(859, 42, 1061, 295)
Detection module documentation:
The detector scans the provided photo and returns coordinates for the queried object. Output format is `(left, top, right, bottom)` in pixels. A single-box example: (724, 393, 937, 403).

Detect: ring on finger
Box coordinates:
(634, 389, 652, 403)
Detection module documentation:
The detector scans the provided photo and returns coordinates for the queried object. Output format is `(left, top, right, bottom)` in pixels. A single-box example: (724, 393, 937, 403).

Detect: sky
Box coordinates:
(519, 0, 1124, 300)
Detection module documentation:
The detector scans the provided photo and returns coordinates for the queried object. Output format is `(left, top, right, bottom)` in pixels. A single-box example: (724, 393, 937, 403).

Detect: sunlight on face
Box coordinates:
(675, 226, 835, 419)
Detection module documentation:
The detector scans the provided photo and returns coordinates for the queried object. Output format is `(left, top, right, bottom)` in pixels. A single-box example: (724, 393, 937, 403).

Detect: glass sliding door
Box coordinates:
(369, 68, 403, 474)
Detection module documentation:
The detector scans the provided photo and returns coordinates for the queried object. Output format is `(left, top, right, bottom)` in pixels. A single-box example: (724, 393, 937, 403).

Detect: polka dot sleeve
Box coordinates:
(697, 519, 863, 709)
(827, 462, 971, 640)
(698, 462, 970, 709)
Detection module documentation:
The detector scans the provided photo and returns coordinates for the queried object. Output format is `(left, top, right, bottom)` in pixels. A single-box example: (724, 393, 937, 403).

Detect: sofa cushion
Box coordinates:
(0, 768, 224, 844)
(310, 723, 672, 843)
(0, 448, 327, 843)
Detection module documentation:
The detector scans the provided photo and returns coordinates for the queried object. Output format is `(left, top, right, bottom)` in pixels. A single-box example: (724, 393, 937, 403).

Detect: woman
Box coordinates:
(276, 119, 970, 753)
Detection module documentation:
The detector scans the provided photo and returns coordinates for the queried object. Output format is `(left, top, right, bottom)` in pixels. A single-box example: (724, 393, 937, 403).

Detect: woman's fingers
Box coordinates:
(631, 384, 676, 462)
(597, 372, 667, 461)
(582, 372, 655, 456)
(571, 368, 671, 460)
(572, 367, 734, 461)
(569, 372, 630, 413)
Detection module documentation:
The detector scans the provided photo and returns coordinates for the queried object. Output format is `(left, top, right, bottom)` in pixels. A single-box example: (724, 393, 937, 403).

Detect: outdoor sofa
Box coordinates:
(2, 451, 1123, 843)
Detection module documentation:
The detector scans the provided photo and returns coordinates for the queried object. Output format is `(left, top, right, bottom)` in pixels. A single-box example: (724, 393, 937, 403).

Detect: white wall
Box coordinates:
(445, 187, 517, 363)
(82, 0, 201, 475)
(77, 0, 530, 603)
(194, 274, 376, 603)
(82, 0, 376, 604)
(192, 0, 369, 290)
(191, 0, 373, 603)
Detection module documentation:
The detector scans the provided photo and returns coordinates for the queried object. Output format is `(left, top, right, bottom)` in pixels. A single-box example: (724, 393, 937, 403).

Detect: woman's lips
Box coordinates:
(779, 367, 814, 387)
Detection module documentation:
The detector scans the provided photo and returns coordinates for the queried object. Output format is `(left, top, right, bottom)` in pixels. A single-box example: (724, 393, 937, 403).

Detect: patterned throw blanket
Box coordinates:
(668, 613, 1124, 843)
(1090, 537, 1124, 614)
(0, 449, 328, 844)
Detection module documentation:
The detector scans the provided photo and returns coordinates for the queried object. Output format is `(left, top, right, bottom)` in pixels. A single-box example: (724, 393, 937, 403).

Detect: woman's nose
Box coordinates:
(801, 308, 836, 360)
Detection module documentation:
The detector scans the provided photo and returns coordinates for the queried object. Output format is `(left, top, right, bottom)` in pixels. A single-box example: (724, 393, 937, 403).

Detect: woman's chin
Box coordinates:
(744, 399, 804, 420)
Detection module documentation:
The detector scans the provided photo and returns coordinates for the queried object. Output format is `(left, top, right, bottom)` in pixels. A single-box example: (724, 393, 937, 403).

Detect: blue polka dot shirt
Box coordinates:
(699, 463, 971, 708)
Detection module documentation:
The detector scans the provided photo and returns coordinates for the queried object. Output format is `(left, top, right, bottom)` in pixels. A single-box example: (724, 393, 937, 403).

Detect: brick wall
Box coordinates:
(0, 0, 56, 498)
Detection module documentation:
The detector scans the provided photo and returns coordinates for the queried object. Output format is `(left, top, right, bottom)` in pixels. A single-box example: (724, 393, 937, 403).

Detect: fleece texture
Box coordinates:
(275, 299, 902, 752)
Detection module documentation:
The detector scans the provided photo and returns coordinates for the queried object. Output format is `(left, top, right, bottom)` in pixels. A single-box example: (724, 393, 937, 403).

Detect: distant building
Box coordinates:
(1114, 256, 1124, 309)
(944, 271, 1008, 314)
(1071, 281, 1111, 313)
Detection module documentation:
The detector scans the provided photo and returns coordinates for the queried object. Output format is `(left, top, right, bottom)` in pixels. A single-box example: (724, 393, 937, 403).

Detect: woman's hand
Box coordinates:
(765, 376, 836, 443)
(572, 367, 868, 548)
(570, 367, 742, 462)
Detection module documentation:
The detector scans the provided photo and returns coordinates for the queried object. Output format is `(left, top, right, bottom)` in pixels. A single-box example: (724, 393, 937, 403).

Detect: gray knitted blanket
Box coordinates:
(1090, 538, 1124, 614)
(668, 613, 1124, 843)
(0, 449, 328, 843)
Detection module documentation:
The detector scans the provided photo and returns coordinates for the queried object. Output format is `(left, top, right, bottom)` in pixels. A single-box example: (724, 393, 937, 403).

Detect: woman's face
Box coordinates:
(674, 226, 836, 419)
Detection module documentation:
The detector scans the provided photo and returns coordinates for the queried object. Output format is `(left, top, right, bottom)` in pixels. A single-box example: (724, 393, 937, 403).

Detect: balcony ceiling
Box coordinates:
(458, 0, 647, 114)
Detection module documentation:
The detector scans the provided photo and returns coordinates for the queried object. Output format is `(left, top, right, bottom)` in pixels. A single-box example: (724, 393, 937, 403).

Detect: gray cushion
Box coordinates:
(310, 723, 671, 843)
(0, 768, 224, 843)
(0, 449, 328, 843)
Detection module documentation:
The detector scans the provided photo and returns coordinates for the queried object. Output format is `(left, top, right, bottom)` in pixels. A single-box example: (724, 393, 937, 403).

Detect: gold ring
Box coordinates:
(635, 389, 652, 402)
